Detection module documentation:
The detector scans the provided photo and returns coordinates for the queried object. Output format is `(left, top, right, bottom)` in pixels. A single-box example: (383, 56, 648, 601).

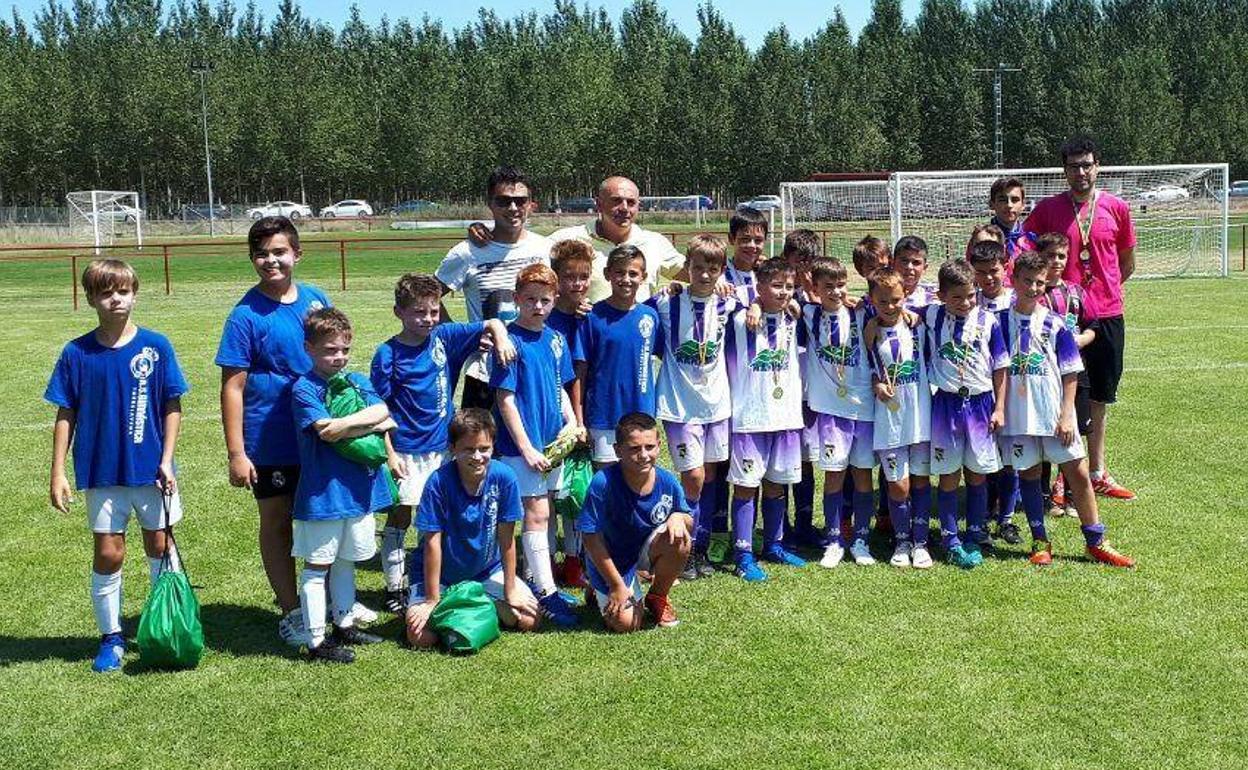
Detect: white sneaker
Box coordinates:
(889, 541, 913, 568)
(278, 609, 307, 648)
(911, 545, 933, 569)
(819, 542, 845, 569)
(350, 601, 379, 626)
(849, 538, 876, 566)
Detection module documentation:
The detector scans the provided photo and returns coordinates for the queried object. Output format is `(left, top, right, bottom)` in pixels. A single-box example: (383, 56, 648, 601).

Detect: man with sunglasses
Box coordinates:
(1023, 135, 1137, 501)
(437, 165, 553, 410)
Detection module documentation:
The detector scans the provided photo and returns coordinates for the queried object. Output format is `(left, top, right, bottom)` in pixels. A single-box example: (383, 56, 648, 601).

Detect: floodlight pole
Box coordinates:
(974, 63, 1022, 169)
(192, 61, 216, 237)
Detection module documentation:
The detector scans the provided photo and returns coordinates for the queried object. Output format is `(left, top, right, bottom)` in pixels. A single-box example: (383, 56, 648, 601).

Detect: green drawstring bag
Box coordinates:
(137, 494, 204, 669)
(428, 581, 501, 654)
(324, 371, 398, 500)
(553, 448, 592, 521)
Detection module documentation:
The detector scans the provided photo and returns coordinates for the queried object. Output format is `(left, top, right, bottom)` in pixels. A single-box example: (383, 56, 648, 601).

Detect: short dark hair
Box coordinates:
(82, 258, 138, 300)
(605, 244, 646, 274)
(753, 256, 794, 283)
(938, 258, 975, 292)
(968, 240, 1008, 267)
(893, 235, 928, 260)
(1034, 232, 1071, 254)
(989, 177, 1025, 204)
(781, 229, 822, 264)
(852, 235, 890, 277)
(1060, 135, 1099, 165)
(248, 215, 300, 256)
(1013, 250, 1048, 277)
(304, 307, 352, 343)
(449, 408, 496, 445)
(394, 273, 442, 308)
(614, 411, 658, 445)
(729, 206, 768, 238)
(809, 257, 847, 284)
(486, 165, 534, 199)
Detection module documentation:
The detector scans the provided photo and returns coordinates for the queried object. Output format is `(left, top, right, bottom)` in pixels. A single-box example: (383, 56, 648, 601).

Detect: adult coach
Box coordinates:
(439, 166, 553, 410)
(1024, 136, 1136, 500)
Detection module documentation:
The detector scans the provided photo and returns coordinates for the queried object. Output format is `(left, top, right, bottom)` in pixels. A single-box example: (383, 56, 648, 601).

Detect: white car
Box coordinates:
(245, 201, 313, 220)
(86, 204, 144, 224)
(738, 195, 782, 212)
(1138, 184, 1190, 203)
(319, 199, 374, 218)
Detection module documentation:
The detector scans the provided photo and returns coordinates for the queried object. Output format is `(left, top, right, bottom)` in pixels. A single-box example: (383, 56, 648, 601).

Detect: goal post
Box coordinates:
(639, 195, 706, 226)
(66, 190, 144, 254)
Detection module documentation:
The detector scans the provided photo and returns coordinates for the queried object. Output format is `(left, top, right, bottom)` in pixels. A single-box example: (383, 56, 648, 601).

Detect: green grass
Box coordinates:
(1, 253, 1246, 769)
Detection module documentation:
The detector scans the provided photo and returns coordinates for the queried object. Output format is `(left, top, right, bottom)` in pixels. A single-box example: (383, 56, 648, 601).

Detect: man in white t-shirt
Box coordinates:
(437, 166, 553, 409)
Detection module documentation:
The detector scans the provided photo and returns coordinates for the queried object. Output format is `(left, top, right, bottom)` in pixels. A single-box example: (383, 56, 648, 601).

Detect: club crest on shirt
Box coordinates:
(749, 348, 788, 372)
(129, 346, 160, 380)
(650, 494, 673, 525)
(309, 300, 325, 312)
(550, 332, 564, 360)
(638, 315, 655, 339)
(431, 338, 447, 367)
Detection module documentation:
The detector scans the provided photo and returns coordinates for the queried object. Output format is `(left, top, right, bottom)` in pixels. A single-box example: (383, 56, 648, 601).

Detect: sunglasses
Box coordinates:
(492, 195, 530, 208)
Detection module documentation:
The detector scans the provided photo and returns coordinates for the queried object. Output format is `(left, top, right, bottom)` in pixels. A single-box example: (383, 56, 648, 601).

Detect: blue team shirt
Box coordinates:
(489, 323, 574, 456)
(290, 371, 393, 521)
(573, 301, 662, 430)
(576, 465, 690, 594)
(409, 460, 523, 587)
(215, 283, 331, 466)
(370, 323, 484, 455)
(45, 328, 189, 490)
(546, 308, 582, 381)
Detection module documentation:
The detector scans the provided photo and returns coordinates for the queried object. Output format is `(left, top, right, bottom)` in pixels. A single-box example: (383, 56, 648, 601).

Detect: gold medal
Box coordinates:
(772, 386, 784, 400)
(886, 397, 901, 413)
(837, 385, 848, 398)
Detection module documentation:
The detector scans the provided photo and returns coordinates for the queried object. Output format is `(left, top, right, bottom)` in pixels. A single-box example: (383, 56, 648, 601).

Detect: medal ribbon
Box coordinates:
(1071, 190, 1098, 285)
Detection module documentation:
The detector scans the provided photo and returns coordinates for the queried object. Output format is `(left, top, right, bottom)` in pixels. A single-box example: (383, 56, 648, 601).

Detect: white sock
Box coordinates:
(328, 559, 356, 628)
(91, 570, 122, 635)
(380, 526, 407, 591)
(299, 567, 328, 648)
(522, 529, 556, 597)
(562, 513, 581, 557)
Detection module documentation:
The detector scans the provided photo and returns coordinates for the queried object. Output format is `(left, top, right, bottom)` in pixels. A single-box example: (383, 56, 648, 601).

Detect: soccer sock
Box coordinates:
(910, 486, 931, 547)
(328, 559, 357, 628)
(147, 541, 182, 585)
(997, 469, 1020, 526)
(795, 464, 815, 532)
(1081, 522, 1107, 548)
(711, 474, 729, 532)
(937, 489, 961, 549)
(966, 482, 988, 543)
(562, 512, 581, 558)
(841, 475, 855, 522)
(689, 496, 711, 553)
(761, 496, 787, 551)
(822, 491, 844, 546)
(887, 497, 912, 543)
(852, 491, 874, 540)
(299, 567, 328, 648)
(522, 530, 557, 596)
(1021, 477, 1047, 541)
(731, 494, 756, 559)
(380, 526, 407, 592)
(90, 570, 122, 636)
(876, 469, 889, 518)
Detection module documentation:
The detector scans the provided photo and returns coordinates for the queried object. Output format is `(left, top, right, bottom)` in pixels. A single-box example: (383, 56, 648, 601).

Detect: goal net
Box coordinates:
(639, 195, 706, 225)
(67, 190, 144, 253)
(782, 164, 1230, 279)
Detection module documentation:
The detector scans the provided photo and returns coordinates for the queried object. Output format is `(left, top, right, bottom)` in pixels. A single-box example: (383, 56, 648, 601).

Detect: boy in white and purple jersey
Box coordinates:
(865, 268, 934, 569)
(723, 258, 807, 582)
(725, 207, 768, 305)
(647, 235, 738, 580)
(989, 176, 1037, 261)
(926, 259, 1009, 569)
(998, 252, 1134, 568)
(893, 235, 939, 311)
(801, 258, 878, 568)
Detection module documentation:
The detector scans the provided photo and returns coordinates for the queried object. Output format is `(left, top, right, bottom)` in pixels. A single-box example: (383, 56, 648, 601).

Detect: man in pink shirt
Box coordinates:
(1023, 136, 1136, 500)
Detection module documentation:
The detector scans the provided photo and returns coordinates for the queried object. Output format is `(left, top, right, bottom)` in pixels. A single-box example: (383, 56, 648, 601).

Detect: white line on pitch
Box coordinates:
(1123, 362, 1248, 372)
(1132, 324, 1248, 332)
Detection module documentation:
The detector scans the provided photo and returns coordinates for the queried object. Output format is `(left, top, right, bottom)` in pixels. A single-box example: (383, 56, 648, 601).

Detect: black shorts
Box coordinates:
(1082, 315, 1125, 404)
(460, 376, 495, 411)
(252, 464, 300, 500)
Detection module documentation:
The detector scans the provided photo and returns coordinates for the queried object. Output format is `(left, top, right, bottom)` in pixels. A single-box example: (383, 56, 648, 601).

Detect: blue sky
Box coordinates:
(6, 0, 922, 48)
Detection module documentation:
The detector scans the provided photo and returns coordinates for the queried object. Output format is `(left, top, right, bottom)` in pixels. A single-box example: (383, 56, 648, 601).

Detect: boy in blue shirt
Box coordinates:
(491, 264, 583, 627)
(573, 244, 662, 466)
(290, 308, 397, 663)
(216, 216, 334, 645)
(370, 273, 514, 613)
(403, 409, 541, 647)
(578, 413, 692, 631)
(47, 259, 190, 672)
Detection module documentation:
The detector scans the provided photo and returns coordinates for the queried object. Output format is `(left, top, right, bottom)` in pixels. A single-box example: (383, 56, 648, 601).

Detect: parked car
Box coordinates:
(86, 204, 144, 224)
(647, 195, 714, 211)
(737, 195, 782, 212)
(552, 196, 597, 214)
(1229, 180, 1248, 198)
(245, 201, 313, 220)
(179, 203, 230, 221)
(385, 199, 439, 216)
(319, 199, 373, 218)
(1138, 184, 1190, 203)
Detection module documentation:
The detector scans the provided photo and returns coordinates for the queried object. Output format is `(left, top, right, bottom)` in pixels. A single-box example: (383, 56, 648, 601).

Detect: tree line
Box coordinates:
(0, 0, 1245, 212)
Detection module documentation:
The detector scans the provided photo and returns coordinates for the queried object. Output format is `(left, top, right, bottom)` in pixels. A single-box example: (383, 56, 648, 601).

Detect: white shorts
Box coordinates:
(396, 451, 449, 506)
(591, 524, 664, 613)
(588, 428, 618, 464)
(663, 419, 730, 472)
(498, 455, 564, 498)
(292, 513, 378, 564)
(997, 434, 1085, 472)
(808, 413, 876, 472)
(877, 442, 931, 483)
(409, 566, 537, 606)
(728, 430, 803, 487)
(86, 485, 183, 534)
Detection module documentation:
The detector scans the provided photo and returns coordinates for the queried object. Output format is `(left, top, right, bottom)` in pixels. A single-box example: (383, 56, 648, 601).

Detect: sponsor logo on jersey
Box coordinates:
(674, 339, 720, 365)
(749, 348, 789, 372)
(884, 359, 920, 386)
(431, 337, 447, 367)
(551, 332, 564, 360)
(938, 340, 977, 367)
(1009, 351, 1046, 376)
(128, 346, 161, 444)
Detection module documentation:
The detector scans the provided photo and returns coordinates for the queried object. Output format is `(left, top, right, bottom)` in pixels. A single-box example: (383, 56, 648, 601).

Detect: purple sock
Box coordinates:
(852, 491, 874, 539)
(711, 475, 730, 532)
(731, 494, 756, 558)
(1081, 522, 1106, 548)
(998, 468, 1020, 525)
(822, 491, 844, 545)
(761, 496, 787, 551)
(986, 472, 1000, 519)
(795, 464, 815, 531)
(937, 489, 961, 548)
(966, 482, 988, 542)
(841, 475, 855, 521)
(887, 496, 912, 543)
(910, 485, 931, 546)
(689, 497, 709, 553)
(1021, 477, 1047, 541)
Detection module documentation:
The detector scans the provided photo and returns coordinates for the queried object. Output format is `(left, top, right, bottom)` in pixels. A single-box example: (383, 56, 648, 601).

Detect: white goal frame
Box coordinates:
(67, 190, 144, 254)
(640, 195, 706, 226)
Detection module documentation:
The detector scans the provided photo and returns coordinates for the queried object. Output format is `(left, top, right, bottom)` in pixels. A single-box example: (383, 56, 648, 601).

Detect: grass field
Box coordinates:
(1, 248, 1246, 769)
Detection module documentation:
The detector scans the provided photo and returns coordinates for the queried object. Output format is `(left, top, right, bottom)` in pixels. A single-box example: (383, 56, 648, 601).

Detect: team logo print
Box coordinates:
(272, 471, 286, 489)
(1064, 312, 1078, 333)
(884, 360, 919, 385)
(1009, 351, 1046, 376)
(309, 300, 325, 311)
(933, 447, 945, 462)
(551, 333, 565, 360)
(674, 339, 719, 365)
(749, 348, 788, 372)
(129, 346, 160, 380)
(817, 342, 857, 366)
(938, 340, 976, 367)
(742, 459, 755, 473)
(650, 494, 674, 525)
(676, 443, 688, 459)
(885, 454, 898, 472)
(1012, 443, 1024, 459)
(823, 444, 835, 461)
(430, 338, 447, 367)
(638, 315, 655, 339)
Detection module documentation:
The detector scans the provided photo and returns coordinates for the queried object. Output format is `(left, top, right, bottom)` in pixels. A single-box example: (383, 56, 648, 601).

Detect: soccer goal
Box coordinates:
(67, 190, 144, 254)
(639, 195, 707, 225)
(782, 164, 1230, 278)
